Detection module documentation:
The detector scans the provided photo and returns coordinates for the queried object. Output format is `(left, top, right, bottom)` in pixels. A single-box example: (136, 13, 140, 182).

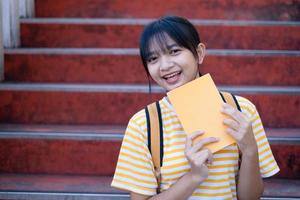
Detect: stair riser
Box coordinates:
(271, 144, 300, 179)
(35, 0, 300, 20)
(21, 23, 300, 50)
(0, 139, 119, 176)
(0, 91, 160, 125)
(1, 92, 299, 127)
(5, 54, 300, 85)
(0, 139, 298, 178)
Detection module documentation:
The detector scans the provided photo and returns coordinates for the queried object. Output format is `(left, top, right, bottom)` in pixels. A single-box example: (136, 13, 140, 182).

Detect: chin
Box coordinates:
(161, 79, 186, 91)
(165, 84, 181, 92)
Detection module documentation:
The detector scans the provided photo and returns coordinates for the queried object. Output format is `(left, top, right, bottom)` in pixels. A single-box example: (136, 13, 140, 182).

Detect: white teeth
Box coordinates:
(164, 72, 180, 79)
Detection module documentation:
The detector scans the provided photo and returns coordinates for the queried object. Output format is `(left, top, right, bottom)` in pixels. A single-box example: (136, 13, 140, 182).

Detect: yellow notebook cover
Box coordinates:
(167, 73, 235, 153)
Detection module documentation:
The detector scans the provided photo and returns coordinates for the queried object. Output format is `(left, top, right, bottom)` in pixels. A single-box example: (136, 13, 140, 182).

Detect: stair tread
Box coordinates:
(20, 18, 300, 25)
(0, 124, 299, 137)
(0, 83, 299, 93)
(0, 124, 125, 135)
(0, 174, 119, 193)
(0, 174, 299, 197)
(5, 48, 300, 54)
(263, 178, 300, 197)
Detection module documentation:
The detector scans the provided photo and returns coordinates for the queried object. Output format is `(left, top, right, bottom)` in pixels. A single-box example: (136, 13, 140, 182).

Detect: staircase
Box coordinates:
(0, 0, 300, 199)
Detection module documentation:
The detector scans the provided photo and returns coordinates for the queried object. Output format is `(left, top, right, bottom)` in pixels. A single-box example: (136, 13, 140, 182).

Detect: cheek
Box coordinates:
(147, 65, 158, 78)
(147, 70, 158, 83)
(147, 67, 154, 77)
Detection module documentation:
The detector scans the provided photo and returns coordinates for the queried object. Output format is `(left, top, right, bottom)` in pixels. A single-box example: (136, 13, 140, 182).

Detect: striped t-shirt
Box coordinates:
(111, 95, 279, 199)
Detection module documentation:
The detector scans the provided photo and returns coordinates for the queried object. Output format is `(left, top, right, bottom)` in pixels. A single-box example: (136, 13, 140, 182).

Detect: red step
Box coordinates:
(0, 138, 120, 175)
(34, 0, 300, 20)
(0, 86, 299, 127)
(0, 174, 118, 193)
(5, 50, 300, 85)
(0, 88, 158, 125)
(0, 125, 299, 178)
(20, 20, 300, 50)
(0, 174, 299, 199)
(0, 124, 122, 175)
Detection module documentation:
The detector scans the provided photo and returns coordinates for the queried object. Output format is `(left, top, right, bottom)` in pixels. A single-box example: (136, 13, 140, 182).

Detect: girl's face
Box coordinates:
(146, 35, 205, 92)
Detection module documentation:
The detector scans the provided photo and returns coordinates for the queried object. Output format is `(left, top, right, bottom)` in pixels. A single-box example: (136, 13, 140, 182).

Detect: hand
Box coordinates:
(184, 131, 219, 184)
(221, 103, 258, 155)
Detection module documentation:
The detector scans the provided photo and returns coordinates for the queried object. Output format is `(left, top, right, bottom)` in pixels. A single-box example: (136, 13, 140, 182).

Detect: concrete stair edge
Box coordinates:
(0, 174, 299, 199)
(0, 124, 299, 143)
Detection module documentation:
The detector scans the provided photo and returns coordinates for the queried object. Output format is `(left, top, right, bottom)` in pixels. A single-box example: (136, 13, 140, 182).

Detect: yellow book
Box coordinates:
(167, 74, 235, 153)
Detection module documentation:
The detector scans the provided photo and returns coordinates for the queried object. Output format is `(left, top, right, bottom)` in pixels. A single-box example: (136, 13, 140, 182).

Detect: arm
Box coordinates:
(221, 103, 263, 200)
(131, 131, 219, 200)
(237, 144, 263, 200)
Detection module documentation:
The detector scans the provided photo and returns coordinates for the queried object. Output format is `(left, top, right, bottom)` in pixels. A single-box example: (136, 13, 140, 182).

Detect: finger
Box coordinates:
(189, 131, 205, 140)
(225, 127, 239, 140)
(186, 131, 205, 149)
(221, 103, 243, 122)
(223, 118, 240, 131)
(222, 106, 252, 132)
(186, 137, 193, 150)
(192, 149, 210, 166)
(198, 148, 214, 165)
(206, 149, 214, 165)
(195, 149, 213, 166)
(190, 137, 219, 154)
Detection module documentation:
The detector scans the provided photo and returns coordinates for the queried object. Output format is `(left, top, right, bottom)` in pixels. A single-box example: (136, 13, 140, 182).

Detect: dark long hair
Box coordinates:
(139, 16, 202, 92)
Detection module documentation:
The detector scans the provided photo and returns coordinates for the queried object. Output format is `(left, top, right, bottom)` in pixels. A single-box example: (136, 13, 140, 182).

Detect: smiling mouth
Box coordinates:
(162, 71, 182, 85)
(163, 71, 181, 80)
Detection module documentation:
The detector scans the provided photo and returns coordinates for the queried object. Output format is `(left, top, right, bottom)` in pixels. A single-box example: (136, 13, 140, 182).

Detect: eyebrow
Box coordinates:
(147, 44, 180, 57)
(166, 44, 180, 49)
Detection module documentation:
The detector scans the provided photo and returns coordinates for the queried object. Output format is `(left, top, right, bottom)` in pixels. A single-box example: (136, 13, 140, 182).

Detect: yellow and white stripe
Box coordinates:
(111, 95, 280, 199)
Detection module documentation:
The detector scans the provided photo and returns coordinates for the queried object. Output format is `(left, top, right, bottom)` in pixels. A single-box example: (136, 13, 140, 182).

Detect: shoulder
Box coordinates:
(126, 108, 147, 137)
(126, 101, 159, 141)
(129, 108, 147, 125)
(129, 98, 167, 124)
(126, 98, 168, 137)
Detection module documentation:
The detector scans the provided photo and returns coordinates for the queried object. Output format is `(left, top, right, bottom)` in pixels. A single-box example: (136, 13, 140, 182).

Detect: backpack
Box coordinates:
(144, 91, 241, 193)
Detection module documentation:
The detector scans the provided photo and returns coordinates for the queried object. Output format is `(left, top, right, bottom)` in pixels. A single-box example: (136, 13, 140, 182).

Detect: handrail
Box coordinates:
(20, 0, 35, 18)
(2, 0, 20, 48)
(0, 0, 34, 81)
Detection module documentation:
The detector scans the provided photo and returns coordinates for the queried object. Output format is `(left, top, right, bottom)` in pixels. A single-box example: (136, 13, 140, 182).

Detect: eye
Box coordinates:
(147, 55, 158, 64)
(169, 48, 181, 55)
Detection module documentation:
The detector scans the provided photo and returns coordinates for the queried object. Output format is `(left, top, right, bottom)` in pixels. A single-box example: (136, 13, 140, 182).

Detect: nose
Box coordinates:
(159, 55, 173, 71)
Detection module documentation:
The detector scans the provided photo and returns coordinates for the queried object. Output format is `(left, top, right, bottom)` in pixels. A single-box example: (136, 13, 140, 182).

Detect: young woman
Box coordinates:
(111, 16, 279, 200)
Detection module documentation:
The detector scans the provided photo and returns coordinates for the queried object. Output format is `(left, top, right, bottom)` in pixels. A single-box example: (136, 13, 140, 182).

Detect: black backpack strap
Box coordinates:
(220, 91, 242, 170)
(220, 92, 241, 112)
(156, 101, 164, 167)
(231, 93, 241, 112)
(145, 105, 151, 153)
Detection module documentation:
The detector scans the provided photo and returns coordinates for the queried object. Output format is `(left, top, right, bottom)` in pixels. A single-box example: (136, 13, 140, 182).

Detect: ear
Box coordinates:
(196, 43, 206, 64)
